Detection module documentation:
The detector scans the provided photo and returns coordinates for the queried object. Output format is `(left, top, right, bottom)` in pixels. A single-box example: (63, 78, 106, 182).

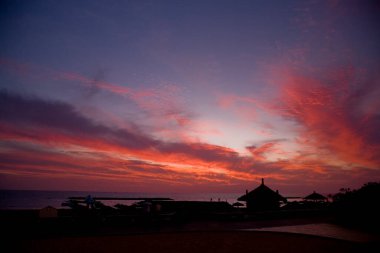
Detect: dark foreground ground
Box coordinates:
(1, 209, 379, 252)
(6, 231, 378, 253)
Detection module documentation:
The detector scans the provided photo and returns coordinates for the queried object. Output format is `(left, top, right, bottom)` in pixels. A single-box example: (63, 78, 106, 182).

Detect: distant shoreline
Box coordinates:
(0, 189, 243, 209)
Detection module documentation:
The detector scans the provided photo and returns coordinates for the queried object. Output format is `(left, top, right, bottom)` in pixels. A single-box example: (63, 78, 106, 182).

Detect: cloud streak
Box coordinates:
(0, 58, 195, 139)
(0, 91, 251, 184)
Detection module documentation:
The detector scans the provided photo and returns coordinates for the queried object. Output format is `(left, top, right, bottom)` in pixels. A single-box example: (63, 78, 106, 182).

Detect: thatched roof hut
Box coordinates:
(238, 178, 287, 210)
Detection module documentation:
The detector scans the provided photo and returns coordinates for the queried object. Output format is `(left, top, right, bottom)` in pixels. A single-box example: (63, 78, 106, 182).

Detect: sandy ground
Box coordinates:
(248, 223, 380, 242)
(2, 210, 379, 252)
(7, 231, 377, 253)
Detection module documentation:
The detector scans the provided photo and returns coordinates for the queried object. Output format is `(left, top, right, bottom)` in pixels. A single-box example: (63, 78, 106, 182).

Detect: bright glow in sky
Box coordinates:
(1, 0, 379, 195)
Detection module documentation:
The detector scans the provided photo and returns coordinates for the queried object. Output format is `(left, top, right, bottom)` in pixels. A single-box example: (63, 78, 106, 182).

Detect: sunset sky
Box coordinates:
(1, 0, 379, 195)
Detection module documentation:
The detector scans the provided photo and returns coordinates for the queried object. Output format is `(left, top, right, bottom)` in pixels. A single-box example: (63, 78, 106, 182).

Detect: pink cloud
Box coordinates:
(58, 72, 132, 95)
(272, 65, 380, 169)
(246, 142, 279, 161)
(0, 58, 196, 139)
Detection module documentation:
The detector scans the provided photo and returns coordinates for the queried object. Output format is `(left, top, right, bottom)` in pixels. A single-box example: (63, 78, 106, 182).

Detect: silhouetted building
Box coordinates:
(238, 178, 287, 210)
(304, 191, 327, 202)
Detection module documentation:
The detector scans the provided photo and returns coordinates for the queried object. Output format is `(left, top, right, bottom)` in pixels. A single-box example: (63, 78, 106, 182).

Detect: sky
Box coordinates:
(1, 0, 379, 195)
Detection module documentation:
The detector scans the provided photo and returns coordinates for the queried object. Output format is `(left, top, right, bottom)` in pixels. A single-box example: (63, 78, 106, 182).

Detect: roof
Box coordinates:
(303, 191, 327, 200)
(238, 178, 286, 202)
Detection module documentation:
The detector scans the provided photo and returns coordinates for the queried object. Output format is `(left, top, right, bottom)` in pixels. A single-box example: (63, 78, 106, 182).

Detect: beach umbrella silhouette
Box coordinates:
(303, 191, 327, 201)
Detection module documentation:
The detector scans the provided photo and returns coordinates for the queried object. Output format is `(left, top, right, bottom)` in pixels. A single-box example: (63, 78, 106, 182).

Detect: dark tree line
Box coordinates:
(331, 182, 380, 231)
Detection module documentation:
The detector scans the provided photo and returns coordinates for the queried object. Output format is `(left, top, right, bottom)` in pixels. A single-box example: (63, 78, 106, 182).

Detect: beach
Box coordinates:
(1, 190, 379, 253)
(2, 208, 379, 253)
(7, 231, 376, 253)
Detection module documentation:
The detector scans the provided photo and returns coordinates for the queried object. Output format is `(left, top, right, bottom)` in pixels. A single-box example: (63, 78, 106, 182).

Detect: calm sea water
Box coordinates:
(0, 190, 241, 209)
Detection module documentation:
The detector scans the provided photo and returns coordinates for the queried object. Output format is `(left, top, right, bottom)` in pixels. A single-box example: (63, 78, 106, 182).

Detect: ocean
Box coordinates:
(0, 190, 241, 209)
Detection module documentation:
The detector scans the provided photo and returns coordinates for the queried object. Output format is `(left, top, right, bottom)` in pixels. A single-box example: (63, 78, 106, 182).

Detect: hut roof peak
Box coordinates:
(304, 191, 327, 200)
(237, 179, 286, 202)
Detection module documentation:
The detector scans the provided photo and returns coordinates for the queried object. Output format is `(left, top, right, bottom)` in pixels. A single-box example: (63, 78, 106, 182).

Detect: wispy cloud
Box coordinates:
(0, 91, 253, 186)
(0, 58, 197, 140)
(273, 66, 380, 169)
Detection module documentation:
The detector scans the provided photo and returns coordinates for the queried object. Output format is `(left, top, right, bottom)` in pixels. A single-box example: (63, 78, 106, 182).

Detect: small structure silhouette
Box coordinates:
(238, 178, 287, 211)
(303, 191, 327, 202)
